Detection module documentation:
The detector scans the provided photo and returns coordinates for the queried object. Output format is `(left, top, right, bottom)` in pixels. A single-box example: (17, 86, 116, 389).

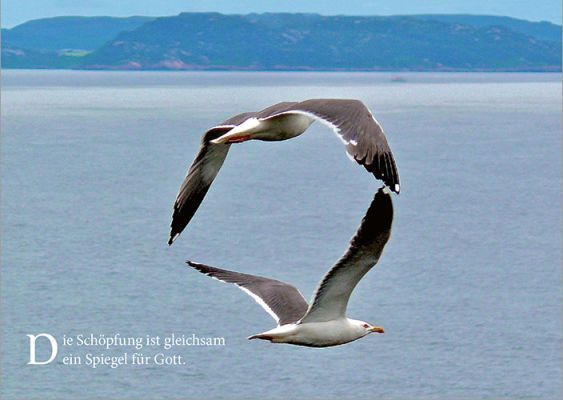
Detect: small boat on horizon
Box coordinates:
(390, 76, 407, 82)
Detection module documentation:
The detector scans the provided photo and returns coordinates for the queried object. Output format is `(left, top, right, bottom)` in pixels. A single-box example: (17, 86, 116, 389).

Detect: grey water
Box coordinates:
(1, 70, 560, 399)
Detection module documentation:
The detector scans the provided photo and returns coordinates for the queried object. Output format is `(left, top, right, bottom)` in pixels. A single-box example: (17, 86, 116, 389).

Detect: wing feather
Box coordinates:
(187, 261, 309, 326)
(168, 112, 263, 245)
(263, 99, 400, 193)
(168, 128, 231, 245)
(299, 187, 393, 323)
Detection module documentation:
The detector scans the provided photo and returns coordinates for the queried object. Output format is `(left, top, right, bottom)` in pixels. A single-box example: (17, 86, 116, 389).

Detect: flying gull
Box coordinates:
(186, 187, 393, 347)
(169, 99, 400, 245)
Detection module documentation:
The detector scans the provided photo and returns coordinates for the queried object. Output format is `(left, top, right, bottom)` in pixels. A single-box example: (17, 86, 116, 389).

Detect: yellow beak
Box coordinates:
(369, 326, 385, 334)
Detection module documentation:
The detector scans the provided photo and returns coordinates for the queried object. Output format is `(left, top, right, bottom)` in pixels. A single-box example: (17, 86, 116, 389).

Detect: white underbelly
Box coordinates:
(261, 320, 361, 347)
(263, 113, 315, 140)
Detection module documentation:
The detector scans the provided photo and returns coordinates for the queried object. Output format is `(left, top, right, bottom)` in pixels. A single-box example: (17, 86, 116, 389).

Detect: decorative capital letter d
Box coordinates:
(27, 333, 58, 365)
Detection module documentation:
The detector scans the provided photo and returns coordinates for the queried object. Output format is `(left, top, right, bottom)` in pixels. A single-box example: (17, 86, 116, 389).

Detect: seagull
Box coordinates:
(186, 187, 393, 347)
(169, 99, 400, 245)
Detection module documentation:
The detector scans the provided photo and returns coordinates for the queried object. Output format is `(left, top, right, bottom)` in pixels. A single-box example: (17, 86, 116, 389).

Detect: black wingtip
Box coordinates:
(348, 186, 393, 249)
(363, 159, 400, 195)
(168, 232, 179, 246)
(376, 185, 392, 198)
(368, 186, 393, 224)
(186, 260, 205, 271)
(186, 261, 216, 276)
(374, 186, 394, 220)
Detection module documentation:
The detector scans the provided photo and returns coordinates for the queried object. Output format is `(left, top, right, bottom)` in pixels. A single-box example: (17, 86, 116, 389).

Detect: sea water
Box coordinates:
(1, 71, 560, 399)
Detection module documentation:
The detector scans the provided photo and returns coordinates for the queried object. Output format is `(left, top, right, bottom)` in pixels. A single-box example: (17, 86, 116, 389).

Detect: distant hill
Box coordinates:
(1, 16, 154, 69)
(413, 14, 561, 42)
(2, 16, 154, 51)
(2, 13, 561, 71)
(1, 47, 82, 69)
(81, 13, 562, 71)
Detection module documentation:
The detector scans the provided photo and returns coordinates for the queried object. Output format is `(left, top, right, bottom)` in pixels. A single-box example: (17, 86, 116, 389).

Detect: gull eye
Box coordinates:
(363, 323, 369, 329)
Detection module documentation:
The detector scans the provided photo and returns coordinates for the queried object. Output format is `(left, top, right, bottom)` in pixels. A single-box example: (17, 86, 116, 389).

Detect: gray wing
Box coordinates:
(187, 261, 309, 326)
(220, 111, 257, 125)
(254, 101, 299, 118)
(299, 187, 393, 323)
(168, 112, 257, 245)
(264, 99, 400, 193)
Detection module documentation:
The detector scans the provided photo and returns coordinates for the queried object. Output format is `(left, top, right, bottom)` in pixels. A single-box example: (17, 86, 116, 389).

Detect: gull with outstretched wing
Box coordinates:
(186, 187, 393, 347)
(169, 99, 400, 245)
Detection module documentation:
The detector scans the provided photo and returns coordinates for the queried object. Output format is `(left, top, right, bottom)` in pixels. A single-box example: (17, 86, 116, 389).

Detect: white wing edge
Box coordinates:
(202, 273, 281, 325)
(238, 287, 281, 326)
(208, 124, 236, 130)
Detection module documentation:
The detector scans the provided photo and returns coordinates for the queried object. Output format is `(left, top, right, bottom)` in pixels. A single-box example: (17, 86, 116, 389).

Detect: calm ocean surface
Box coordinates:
(1, 71, 560, 399)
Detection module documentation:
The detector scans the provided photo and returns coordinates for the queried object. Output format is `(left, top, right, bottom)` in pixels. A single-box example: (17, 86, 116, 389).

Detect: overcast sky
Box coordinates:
(2, 0, 561, 28)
